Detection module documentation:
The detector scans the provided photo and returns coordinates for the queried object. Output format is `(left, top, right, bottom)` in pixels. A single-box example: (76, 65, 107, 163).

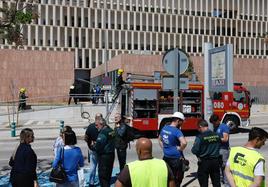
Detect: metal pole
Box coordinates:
(173, 48, 180, 112)
(104, 0, 109, 117)
(204, 43, 213, 130)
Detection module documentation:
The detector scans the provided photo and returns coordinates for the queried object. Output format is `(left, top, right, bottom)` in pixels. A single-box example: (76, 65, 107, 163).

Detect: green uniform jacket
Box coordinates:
(191, 129, 221, 159)
(95, 125, 115, 155)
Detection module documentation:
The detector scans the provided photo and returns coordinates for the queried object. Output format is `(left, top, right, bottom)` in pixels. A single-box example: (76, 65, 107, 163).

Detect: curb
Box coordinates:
(0, 124, 88, 131)
(0, 135, 85, 142)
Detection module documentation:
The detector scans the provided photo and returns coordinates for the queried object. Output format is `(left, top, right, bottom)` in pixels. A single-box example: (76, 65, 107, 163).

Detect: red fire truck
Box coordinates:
(120, 75, 251, 135)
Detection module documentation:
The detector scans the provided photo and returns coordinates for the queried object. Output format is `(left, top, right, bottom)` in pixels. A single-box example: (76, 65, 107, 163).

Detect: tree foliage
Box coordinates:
(0, 0, 38, 48)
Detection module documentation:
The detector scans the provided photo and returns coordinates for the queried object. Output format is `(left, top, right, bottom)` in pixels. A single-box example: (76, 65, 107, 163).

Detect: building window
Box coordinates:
(86, 57, 89, 68)
(92, 61, 96, 68)
(78, 17, 81, 27)
(68, 36, 72, 47)
(64, 16, 67, 26)
(142, 25, 146, 30)
(71, 17, 74, 26)
(85, 17, 88, 27)
(79, 57, 82, 68)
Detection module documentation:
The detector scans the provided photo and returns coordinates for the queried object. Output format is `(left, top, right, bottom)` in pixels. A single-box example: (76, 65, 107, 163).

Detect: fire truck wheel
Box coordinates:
(223, 116, 239, 132)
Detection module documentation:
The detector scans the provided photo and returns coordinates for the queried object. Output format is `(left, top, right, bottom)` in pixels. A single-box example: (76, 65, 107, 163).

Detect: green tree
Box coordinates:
(0, 0, 38, 48)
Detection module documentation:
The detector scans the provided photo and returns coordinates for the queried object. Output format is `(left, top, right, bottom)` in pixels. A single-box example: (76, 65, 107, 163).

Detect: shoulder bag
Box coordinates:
(49, 147, 67, 184)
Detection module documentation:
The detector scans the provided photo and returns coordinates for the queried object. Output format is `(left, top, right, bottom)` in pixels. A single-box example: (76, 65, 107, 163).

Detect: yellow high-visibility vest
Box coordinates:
(128, 158, 168, 187)
(229, 146, 265, 187)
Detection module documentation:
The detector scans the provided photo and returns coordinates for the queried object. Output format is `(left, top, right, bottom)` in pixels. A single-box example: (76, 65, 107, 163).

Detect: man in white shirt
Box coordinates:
(225, 127, 268, 187)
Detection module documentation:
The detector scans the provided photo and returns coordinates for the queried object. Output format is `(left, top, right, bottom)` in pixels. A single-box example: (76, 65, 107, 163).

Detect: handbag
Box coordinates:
(181, 158, 190, 172)
(49, 147, 67, 184)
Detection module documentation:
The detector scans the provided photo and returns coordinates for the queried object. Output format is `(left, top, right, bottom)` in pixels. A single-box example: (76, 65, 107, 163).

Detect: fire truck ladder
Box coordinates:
(105, 89, 123, 122)
(126, 73, 155, 82)
(105, 83, 132, 122)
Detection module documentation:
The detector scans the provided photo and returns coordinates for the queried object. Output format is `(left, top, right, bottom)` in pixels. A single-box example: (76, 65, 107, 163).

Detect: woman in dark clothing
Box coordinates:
(9, 128, 39, 187)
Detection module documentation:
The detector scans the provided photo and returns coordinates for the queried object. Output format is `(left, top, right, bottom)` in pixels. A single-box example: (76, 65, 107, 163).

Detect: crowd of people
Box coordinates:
(8, 112, 268, 187)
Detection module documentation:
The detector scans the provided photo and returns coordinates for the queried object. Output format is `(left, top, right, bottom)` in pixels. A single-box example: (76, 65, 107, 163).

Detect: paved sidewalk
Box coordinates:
(0, 120, 89, 141)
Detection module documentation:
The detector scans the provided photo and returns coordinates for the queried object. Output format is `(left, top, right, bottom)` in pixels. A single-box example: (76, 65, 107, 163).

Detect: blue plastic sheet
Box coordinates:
(0, 167, 119, 187)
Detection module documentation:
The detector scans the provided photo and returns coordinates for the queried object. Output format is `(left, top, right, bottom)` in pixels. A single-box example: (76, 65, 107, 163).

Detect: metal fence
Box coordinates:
(0, 94, 108, 116)
(248, 86, 268, 104)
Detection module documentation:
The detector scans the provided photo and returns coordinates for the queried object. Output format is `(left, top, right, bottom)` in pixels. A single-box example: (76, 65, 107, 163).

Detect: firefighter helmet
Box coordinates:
(19, 88, 26, 93)
(118, 69, 124, 75)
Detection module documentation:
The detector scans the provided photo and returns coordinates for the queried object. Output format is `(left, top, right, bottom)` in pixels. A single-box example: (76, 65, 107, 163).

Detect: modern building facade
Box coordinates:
(0, 0, 268, 72)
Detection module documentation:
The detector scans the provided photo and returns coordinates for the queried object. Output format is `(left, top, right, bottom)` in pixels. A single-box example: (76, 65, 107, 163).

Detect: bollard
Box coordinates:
(59, 120, 64, 132)
(11, 122, 16, 137)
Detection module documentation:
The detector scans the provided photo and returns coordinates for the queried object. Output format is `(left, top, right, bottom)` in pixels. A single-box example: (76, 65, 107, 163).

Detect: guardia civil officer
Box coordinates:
(209, 114, 230, 186)
(94, 117, 115, 187)
(191, 120, 221, 187)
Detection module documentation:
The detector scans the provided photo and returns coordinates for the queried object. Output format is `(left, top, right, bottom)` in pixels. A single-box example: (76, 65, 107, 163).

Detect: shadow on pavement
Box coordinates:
(182, 172, 198, 187)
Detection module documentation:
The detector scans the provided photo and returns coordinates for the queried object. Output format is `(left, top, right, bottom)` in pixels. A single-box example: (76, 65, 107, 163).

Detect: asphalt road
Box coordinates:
(1, 124, 268, 187)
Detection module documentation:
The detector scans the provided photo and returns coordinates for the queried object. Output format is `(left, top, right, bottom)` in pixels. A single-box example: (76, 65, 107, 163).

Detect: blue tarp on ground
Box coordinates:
(0, 167, 119, 187)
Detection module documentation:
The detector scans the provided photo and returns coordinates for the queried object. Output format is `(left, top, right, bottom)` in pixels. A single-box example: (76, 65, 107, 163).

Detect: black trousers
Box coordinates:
(163, 156, 184, 187)
(98, 153, 115, 187)
(116, 148, 127, 171)
(18, 100, 26, 110)
(10, 173, 34, 187)
(68, 96, 77, 105)
(197, 158, 221, 187)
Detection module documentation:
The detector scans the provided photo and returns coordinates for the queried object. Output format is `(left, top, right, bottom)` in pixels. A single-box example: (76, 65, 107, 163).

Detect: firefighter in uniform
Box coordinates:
(68, 84, 78, 105)
(94, 117, 115, 187)
(18, 88, 28, 110)
(225, 127, 268, 187)
(191, 120, 221, 187)
(112, 69, 125, 102)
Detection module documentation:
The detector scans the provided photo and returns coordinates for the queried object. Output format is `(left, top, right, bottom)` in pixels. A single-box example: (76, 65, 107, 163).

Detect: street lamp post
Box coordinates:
(104, 0, 109, 117)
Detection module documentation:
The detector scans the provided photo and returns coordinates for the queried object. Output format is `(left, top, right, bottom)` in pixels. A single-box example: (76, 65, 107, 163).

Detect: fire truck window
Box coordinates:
(133, 100, 157, 118)
(233, 90, 246, 103)
(213, 92, 222, 100)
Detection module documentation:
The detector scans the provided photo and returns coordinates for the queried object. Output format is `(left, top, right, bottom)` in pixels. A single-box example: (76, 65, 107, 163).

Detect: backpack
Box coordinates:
(125, 125, 143, 142)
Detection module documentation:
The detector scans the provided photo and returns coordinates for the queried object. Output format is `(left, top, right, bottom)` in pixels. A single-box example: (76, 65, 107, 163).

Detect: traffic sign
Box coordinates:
(162, 48, 189, 75)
